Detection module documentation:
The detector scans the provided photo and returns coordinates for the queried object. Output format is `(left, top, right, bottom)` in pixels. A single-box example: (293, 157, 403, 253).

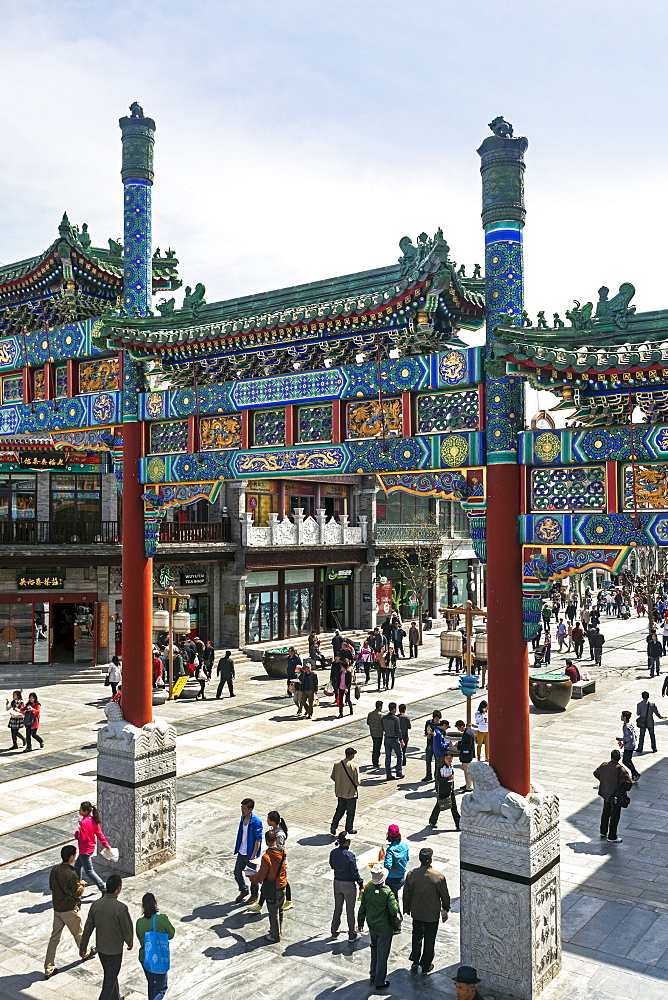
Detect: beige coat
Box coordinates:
(331, 759, 359, 799)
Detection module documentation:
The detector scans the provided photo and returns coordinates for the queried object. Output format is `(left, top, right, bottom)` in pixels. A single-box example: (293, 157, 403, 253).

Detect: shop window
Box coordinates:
(79, 358, 119, 393)
(253, 409, 285, 447)
(200, 414, 241, 450)
(0, 603, 32, 663)
(150, 420, 188, 454)
(51, 474, 101, 541)
(0, 474, 36, 541)
(346, 398, 402, 440)
(188, 595, 209, 641)
(2, 375, 22, 404)
(289, 493, 315, 518)
(376, 490, 433, 524)
(298, 405, 332, 443)
(246, 589, 279, 642)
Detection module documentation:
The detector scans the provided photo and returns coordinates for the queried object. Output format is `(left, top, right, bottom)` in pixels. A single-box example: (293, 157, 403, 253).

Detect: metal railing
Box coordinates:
(159, 521, 231, 543)
(0, 521, 120, 544)
(375, 523, 444, 544)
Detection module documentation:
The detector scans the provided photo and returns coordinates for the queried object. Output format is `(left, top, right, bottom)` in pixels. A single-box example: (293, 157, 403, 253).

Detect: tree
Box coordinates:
(386, 516, 443, 642)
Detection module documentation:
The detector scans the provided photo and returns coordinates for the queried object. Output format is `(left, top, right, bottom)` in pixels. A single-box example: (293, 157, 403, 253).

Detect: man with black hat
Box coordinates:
(330, 747, 359, 836)
(453, 966, 483, 1000)
(402, 847, 450, 975)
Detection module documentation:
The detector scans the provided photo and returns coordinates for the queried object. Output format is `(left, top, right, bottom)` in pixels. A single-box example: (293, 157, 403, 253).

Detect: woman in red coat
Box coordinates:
(23, 692, 44, 752)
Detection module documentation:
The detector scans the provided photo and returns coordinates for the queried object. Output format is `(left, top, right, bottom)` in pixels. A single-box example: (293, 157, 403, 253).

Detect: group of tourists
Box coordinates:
(5, 689, 44, 752)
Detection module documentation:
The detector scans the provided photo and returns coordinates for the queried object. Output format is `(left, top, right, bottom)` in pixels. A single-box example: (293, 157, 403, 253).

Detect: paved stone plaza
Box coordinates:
(1, 620, 667, 1000)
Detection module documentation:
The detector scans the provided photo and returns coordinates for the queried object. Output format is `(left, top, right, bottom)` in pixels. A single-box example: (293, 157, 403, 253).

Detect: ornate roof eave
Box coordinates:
(100, 255, 485, 357)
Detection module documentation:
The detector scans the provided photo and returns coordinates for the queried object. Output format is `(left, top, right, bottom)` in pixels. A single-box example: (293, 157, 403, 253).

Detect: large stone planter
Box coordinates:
(529, 672, 572, 711)
(178, 677, 202, 700)
(263, 649, 290, 678)
(152, 688, 168, 706)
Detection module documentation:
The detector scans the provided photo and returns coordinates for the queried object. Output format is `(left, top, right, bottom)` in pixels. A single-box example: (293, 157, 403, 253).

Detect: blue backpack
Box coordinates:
(143, 914, 170, 974)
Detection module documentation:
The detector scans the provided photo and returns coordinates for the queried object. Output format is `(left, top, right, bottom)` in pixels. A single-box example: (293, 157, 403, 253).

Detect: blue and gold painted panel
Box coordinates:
(622, 462, 668, 511)
(519, 425, 668, 465)
(531, 466, 605, 512)
(79, 358, 119, 393)
(346, 398, 402, 440)
(520, 512, 663, 546)
(2, 376, 22, 404)
(253, 409, 285, 447)
(298, 405, 332, 443)
(200, 414, 242, 450)
(0, 390, 121, 434)
(149, 420, 188, 454)
(0, 320, 99, 370)
(416, 389, 481, 433)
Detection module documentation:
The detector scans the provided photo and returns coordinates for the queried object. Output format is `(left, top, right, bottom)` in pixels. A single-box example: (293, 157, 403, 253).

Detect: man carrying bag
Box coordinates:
(249, 830, 288, 943)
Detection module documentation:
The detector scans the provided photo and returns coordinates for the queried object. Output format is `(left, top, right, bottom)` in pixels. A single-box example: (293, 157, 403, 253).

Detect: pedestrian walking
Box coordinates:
(662, 620, 668, 655)
(543, 631, 551, 665)
(455, 720, 475, 791)
(541, 603, 552, 630)
(329, 832, 364, 941)
(452, 966, 484, 1000)
(357, 865, 400, 990)
(215, 651, 236, 698)
(366, 701, 385, 768)
(44, 845, 90, 980)
(423, 710, 442, 781)
(135, 892, 175, 1000)
(234, 798, 263, 904)
(376, 646, 388, 691)
(474, 700, 488, 761)
(382, 702, 404, 780)
(556, 619, 566, 652)
(74, 801, 110, 893)
(590, 627, 605, 665)
(386, 646, 397, 689)
(394, 624, 406, 658)
(403, 846, 451, 975)
(336, 661, 354, 717)
(298, 663, 318, 718)
(398, 705, 411, 766)
(433, 718, 452, 774)
(636, 691, 664, 753)
(6, 690, 26, 749)
(380, 824, 409, 905)
(617, 712, 641, 780)
(286, 646, 302, 697)
(249, 811, 293, 913)
(330, 747, 359, 835)
(408, 622, 420, 658)
(106, 657, 122, 698)
(428, 752, 460, 830)
(79, 873, 133, 1000)
(369, 626, 384, 656)
(358, 641, 375, 684)
(332, 630, 344, 656)
(23, 692, 44, 751)
(572, 622, 584, 659)
(248, 830, 288, 942)
(648, 634, 663, 677)
(594, 748, 632, 843)
(203, 640, 215, 679)
(194, 657, 207, 700)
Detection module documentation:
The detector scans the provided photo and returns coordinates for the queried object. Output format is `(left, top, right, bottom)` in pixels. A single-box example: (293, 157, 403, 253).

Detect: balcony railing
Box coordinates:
(242, 509, 367, 547)
(376, 523, 444, 544)
(159, 521, 231, 543)
(0, 521, 120, 544)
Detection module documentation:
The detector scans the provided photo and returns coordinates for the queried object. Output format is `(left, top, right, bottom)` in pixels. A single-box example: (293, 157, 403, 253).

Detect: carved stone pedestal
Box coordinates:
(96, 703, 176, 877)
(459, 762, 561, 999)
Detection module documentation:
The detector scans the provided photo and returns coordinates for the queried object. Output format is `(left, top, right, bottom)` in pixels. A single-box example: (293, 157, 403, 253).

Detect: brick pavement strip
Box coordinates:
(2, 614, 668, 999)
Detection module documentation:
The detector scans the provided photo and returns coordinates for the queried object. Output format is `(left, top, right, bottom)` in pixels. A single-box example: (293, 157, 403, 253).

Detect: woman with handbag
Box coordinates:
(6, 690, 26, 750)
(74, 801, 110, 893)
(23, 692, 44, 752)
(337, 663, 354, 718)
(136, 892, 175, 1000)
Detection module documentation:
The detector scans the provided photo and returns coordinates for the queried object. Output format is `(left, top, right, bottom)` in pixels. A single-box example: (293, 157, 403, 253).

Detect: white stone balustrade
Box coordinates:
(241, 507, 367, 547)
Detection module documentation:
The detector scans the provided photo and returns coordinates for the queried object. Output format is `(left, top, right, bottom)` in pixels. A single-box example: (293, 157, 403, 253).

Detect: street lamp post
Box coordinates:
(152, 585, 191, 699)
(441, 599, 487, 725)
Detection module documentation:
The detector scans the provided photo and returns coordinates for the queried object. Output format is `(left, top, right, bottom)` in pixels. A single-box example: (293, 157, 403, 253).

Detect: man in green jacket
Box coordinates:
(357, 865, 399, 989)
(80, 873, 133, 1000)
(44, 845, 89, 979)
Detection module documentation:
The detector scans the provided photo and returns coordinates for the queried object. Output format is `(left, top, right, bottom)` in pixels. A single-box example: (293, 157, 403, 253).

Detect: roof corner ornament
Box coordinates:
(398, 229, 449, 277)
(157, 298, 175, 317)
(108, 238, 123, 259)
(565, 300, 594, 331)
(129, 101, 144, 119)
(78, 223, 91, 250)
(58, 211, 74, 240)
(595, 282, 636, 329)
(183, 283, 206, 316)
(488, 116, 514, 138)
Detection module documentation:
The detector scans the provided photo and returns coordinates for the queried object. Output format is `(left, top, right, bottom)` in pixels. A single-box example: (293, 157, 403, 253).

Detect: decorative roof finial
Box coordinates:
(129, 101, 144, 119)
(58, 212, 74, 239)
(488, 116, 514, 138)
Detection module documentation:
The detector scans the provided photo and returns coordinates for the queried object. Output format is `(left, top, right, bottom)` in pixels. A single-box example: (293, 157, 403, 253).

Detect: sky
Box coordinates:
(0, 0, 666, 369)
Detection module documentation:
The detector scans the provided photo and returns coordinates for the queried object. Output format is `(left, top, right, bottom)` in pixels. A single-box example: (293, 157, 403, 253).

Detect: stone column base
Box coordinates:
(96, 706, 176, 877)
(459, 761, 562, 999)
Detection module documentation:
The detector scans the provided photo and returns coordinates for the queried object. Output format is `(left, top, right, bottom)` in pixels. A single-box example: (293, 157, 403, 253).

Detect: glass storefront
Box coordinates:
(51, 474, 101, 542)
(0, 474, 36, 543)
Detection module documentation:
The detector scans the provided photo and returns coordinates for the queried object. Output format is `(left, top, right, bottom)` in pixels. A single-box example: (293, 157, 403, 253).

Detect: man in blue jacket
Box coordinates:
(234, 798, 263, 904)
(432, 719, 452, 775)
(329, 833, 364, 941)
(455, 720, 475, 792)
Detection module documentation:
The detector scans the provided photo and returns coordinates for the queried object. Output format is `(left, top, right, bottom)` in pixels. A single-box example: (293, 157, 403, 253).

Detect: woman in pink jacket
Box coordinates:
(74, 801, 110, 892)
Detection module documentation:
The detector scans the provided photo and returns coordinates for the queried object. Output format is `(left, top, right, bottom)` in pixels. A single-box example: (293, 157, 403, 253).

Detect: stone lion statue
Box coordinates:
(98, 701, 176, 750)
(461, 762, 535, 832)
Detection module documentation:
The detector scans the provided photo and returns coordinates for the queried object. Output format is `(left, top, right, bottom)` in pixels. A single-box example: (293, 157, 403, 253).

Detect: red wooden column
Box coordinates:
(486, 463, 530, 795)
(121, 420, 152, 728)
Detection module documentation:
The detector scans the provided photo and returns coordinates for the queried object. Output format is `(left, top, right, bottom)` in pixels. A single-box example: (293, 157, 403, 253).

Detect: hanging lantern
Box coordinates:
(172, 610, 191, 633)
(152, 609, 169, 631)
(459, 674, 480, 698)
(475, 634, 488, 660)
(440, 631, 463, 657)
